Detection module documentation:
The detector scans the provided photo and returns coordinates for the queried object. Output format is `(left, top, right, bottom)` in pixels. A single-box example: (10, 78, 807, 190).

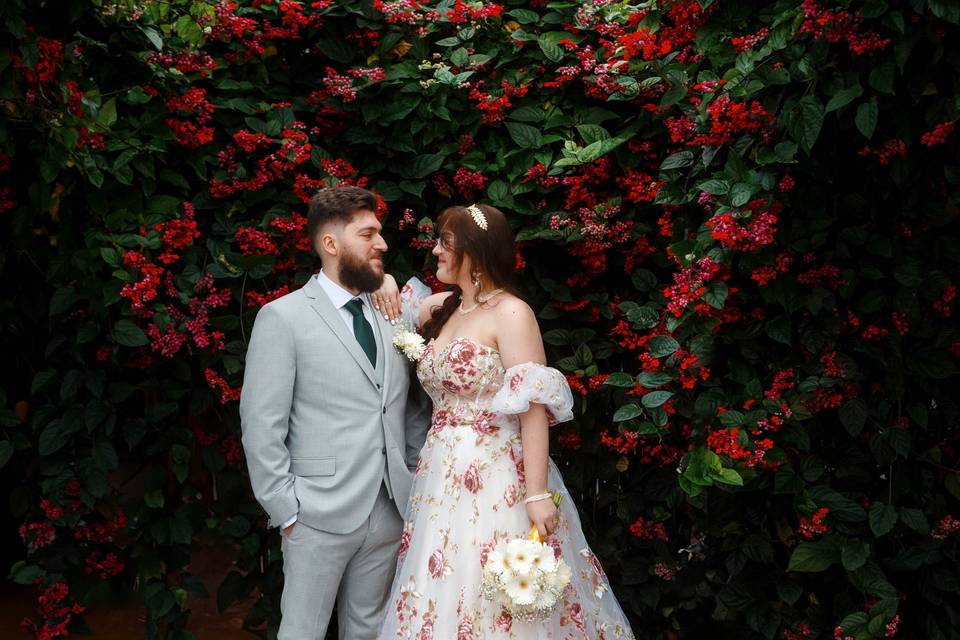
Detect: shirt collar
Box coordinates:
(316, 269, 362, 310)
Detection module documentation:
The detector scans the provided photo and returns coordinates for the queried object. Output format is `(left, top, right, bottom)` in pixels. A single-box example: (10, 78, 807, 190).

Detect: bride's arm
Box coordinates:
(494, 298, 559, 538)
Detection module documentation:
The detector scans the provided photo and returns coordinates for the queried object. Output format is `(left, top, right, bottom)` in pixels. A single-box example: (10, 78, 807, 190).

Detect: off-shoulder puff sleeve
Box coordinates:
(400, 276, 434, 329)
(490, 362, 575, 426)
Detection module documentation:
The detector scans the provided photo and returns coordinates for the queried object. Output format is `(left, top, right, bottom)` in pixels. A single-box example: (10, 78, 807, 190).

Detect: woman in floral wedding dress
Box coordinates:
(377, 204, 635, 640)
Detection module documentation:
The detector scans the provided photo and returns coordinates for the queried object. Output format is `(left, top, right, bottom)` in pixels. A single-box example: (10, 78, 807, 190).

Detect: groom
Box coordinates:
(240, 186, 430, 639)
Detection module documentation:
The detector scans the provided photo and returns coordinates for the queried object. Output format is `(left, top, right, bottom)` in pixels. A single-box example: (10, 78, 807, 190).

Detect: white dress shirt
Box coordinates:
(282, 269, 380, 530)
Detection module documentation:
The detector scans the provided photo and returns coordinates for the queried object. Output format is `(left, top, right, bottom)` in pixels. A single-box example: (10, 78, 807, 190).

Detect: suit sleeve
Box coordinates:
(403, 373, 432, 470)
(239, 303, 299, 528)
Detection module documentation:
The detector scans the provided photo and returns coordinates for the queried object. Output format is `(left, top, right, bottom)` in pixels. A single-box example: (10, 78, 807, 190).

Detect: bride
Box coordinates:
(374, 203, 635, 639)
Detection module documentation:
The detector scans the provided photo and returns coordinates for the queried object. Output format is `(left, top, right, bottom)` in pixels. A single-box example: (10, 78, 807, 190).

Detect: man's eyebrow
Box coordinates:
(357, 223, 381, 233)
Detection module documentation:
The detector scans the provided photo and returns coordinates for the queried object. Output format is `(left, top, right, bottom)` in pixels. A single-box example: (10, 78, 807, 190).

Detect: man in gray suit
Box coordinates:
(239, 186, 430, 639)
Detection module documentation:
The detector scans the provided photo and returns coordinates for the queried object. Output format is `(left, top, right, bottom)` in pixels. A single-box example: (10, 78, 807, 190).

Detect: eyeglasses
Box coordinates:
(435, 235, 456, 251)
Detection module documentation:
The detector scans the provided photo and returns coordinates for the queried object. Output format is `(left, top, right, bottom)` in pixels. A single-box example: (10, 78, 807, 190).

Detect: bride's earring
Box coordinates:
(472, 271, 482, 293)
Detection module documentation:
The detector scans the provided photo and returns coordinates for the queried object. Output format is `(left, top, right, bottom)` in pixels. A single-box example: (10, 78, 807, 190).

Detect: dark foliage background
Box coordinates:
(1, 0, 959, 638)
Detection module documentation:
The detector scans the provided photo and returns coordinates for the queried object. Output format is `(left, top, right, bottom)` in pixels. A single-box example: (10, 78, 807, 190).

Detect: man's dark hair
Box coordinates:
(307, 186, 378, 244)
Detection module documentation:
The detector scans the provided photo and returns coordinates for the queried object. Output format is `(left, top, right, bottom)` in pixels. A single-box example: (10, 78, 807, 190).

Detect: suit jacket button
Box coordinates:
(381, 447, 387, 455)
(382, 407, 386, 414)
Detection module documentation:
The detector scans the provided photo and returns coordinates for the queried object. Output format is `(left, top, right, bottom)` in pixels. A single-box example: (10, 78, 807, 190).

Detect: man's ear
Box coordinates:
(318, 229, 339, 258)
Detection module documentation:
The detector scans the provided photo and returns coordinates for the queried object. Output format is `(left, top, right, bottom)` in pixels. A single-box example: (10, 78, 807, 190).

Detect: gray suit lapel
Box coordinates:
(303, 276, 379, 389)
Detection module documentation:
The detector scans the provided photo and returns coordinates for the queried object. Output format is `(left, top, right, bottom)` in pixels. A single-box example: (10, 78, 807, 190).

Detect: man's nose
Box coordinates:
(375, 234, 388, 252)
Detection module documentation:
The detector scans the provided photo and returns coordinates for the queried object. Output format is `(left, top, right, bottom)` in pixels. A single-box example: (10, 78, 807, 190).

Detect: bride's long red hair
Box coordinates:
(420, 204, 519, 341)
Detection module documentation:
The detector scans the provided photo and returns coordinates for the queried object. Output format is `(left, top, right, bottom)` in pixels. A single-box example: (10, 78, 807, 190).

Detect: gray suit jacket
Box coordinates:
(239, 274, 431, 534)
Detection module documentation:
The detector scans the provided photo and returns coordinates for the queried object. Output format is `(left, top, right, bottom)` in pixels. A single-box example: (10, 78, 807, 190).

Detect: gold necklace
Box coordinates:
(458, 288, 504, 314)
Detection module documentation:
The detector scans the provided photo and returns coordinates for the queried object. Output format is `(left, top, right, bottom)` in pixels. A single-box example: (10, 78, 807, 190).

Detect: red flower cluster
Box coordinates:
(920, 120, 955, 147)
(165, 87, 215, 148)
(446, 0, 504, 24)
(706, 199, 779, 252)
(663, 256, 723, 317)
(932, 514, 960, 540)
(858, 139, 907, 164)
(933, 284, 956, 317)
(799, 0, 891, 55)
(210, 122, 312, 198)
(730, 28, 769, 52)
(706, 427, 774, 468)
(247, 284, 291, 307)
(453, 167, 487, 197)
(600, 429, 640, 454)
(13, 36, 64, 101)
(21, 582, 84, 640)
(765, 369, 796, 400)
(628, 516, 668, 541)
(206, 368, 241, 404)
(154, 202, 200, 264)
(618, 169, 662, 204)
(84, 552, 124, 579)
(667, 96, 772, 147)
(372, 0, 439, 26)
(798, 507, 830, 538)
(468, 82, 528, 124)
(146, 50, 217, 76)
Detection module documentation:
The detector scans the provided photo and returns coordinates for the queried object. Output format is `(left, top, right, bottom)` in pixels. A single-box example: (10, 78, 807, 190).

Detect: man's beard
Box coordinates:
(339, 249, 384, 293)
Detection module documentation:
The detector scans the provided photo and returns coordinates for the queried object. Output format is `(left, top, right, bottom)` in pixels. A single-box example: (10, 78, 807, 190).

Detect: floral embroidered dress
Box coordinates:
(378, 283, 636, 639)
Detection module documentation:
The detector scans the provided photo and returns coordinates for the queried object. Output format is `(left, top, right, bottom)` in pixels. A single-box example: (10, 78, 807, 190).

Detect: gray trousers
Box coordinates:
(278, 483, 403, 640)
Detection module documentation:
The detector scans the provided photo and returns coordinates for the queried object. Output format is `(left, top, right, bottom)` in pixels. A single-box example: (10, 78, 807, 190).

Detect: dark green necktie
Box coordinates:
(344, 298, 377, 367)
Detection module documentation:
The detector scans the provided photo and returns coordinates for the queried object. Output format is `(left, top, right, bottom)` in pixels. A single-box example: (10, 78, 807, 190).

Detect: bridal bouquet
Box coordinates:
(392, 323, 425, 362)
(480, 495, 571, 622)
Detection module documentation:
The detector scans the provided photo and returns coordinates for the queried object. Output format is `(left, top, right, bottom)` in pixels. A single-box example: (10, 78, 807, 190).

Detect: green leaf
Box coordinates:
(113, 319, 148, 347)
(636, 372, 673, 388)
(787, 96, 824, 154)
(788, 538, 841, 572)
(839, 398, 868, 437)
(899, 507, 929, 535)
(930, 0, 960, 22)
(139, 26, 163, 50)
(604, 372, 635, 387)
(38, 420, 70, 456)
(507, 106, 545, 122)
(505, 122, 543, 149)
(576, 124, 610, 145)
(842, 542, 871, 571)
(765, 317, 791, 345)
(144, 489, 165, 508)
(855, 102, 878, 139)
(641, 390, 674, 408)
(96, 97, 118, 128)
(0, 440, 13, 469)
(538, 36, 563, 62)
(825, 85, 864, 112)
(715, 467, 744, 486)
(696, 179, 730, 195)
(703, 281, 728, 309)
(399, 153, 445, 179)
(660, 150, 695, 170)
(613, 404, 643, 422)
(868, 62, 895, 94)
(507, 8, 541, 23)
(869, 502, 898, 537)
(649, 336, 680, 358)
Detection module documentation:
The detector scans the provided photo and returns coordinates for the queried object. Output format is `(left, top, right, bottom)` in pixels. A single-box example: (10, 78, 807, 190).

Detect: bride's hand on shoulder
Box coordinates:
(372, 274, 401, 323)
(527, 497, 560, 538)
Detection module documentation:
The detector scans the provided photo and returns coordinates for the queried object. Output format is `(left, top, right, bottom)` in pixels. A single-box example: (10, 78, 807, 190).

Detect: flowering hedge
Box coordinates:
(2, 0, 960, 638)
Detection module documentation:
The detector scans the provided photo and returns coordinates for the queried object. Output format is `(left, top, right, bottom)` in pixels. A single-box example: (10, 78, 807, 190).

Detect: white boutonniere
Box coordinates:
(393, 324, 426, 362)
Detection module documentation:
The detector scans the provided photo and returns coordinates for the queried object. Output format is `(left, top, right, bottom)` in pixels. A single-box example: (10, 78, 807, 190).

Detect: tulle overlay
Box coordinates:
(378, 335, 636, 639)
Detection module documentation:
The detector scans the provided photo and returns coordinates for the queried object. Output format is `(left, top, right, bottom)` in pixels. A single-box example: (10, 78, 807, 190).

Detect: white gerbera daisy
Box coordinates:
(505, 539, 538, 575)
(485, 545, 512, 577)
(504, 573, 541, 606)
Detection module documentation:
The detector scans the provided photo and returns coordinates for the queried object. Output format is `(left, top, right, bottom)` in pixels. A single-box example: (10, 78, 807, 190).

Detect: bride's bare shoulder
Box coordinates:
(491, 293, 536, 323)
